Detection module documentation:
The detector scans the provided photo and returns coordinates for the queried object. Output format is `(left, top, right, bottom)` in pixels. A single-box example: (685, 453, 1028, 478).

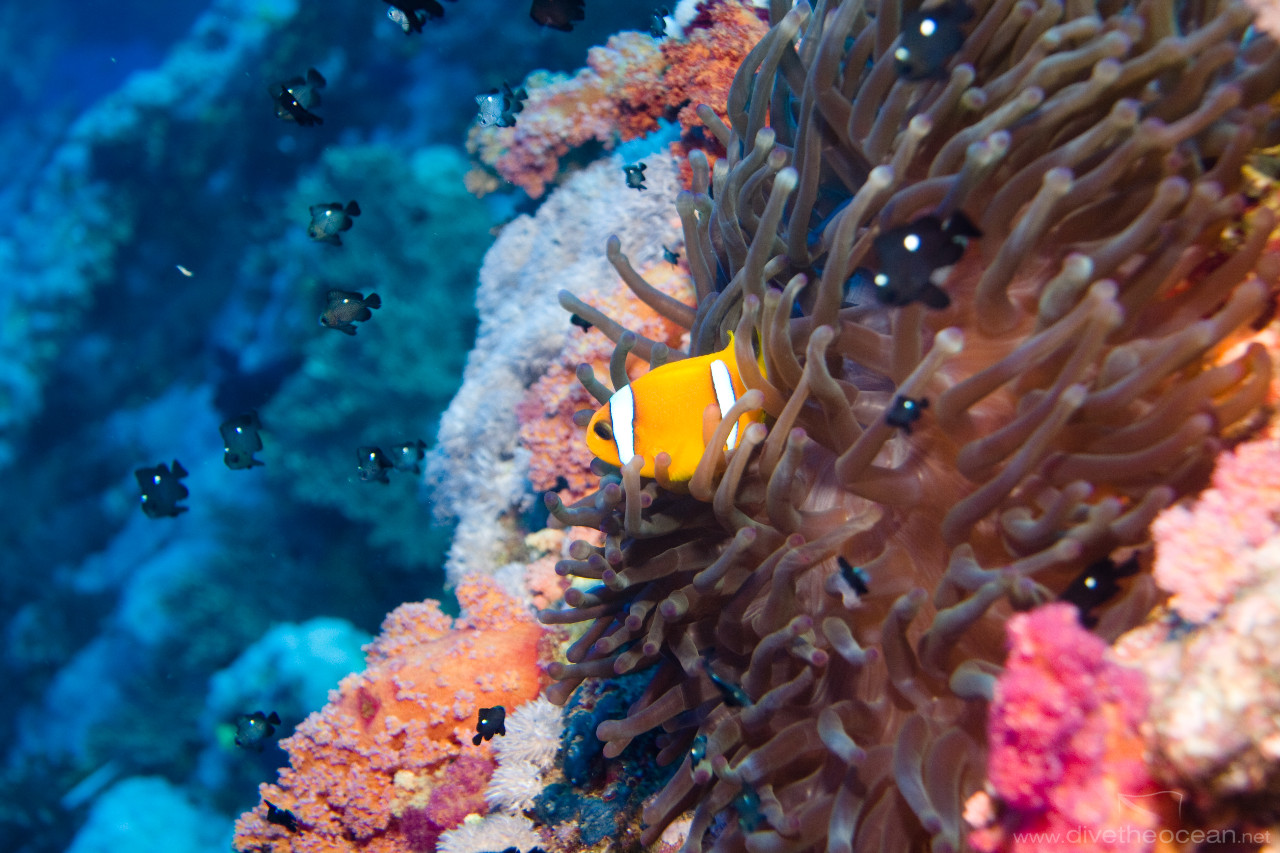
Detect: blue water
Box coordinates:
(0, 2, 649, 850)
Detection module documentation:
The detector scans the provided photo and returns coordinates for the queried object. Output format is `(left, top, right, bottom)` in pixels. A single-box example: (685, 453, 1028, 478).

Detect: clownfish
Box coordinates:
(585, 334, 766, 483)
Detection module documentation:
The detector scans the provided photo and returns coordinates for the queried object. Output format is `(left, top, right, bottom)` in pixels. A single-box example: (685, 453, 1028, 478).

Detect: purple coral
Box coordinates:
(401, 754, 494, 852)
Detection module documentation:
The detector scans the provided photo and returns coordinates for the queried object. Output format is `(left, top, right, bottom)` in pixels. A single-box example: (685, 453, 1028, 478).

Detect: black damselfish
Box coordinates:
(357, 447, 394, 483)
(135, 460, 190, 518)
(234, 710, 280, 752)
(530, 0, 585, 31)
(383, 0, 456, 33)
(270, 68, 325, 126)
(869, 211, 980, 309)
(220, 412, 264, 470)
(473, 705, 506, 744)
(894, 0, 974, 80)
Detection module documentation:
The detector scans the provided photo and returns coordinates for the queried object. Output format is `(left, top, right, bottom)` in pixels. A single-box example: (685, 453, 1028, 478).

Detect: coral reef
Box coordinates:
(466, 1, 768, 198)
(1148, 422, 1280, 622)
(233, 576, 548, 852)
(67, 776, 231, 853)
(517, 259, 693, 503)
(257, 143, 493, 569)
(967, 603, 1157, 853)
(427, 154, 687, 586)
(1114, 420, 1280, 818)
(539, 0, 1280, 851)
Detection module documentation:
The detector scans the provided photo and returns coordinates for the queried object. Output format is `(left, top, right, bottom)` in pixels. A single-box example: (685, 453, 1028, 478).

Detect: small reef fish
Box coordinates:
(270, 68, 325, 126)
(135, 460, 190, 518)
(220, 412, 264, 470)
(623, 163, 647, 190)
(869, 211, 980, 309)
(1059, 554, 1140, 628)
(264, 800, 300, 834)
(475, 82, 527, 128)
(836, 556, 870, 596)
(530, 0, 585, 31)
(383, 0, 453, 33)
(894, 0, 974, 80)
(662, 245, 680, 265)
(570, 314, 593, 332)
(234, 710, 280, 752)
(585, 333, 766, 483)
(307, 201, 361, 245)
(319, 290, 381, 335)
(357, 446, 394, 483)
(650, 6, 671, 38)
(389, 439, 426, 474)
(885, 395, 928, 433)
(472, 705, 506, 745)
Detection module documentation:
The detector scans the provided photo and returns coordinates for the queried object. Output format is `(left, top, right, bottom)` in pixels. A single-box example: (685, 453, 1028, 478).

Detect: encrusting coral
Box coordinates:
(540, 0, 1280, 851)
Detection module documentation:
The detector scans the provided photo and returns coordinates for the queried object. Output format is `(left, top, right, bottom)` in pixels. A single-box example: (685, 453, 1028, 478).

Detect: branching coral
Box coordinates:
(539, 0, 1280, 851)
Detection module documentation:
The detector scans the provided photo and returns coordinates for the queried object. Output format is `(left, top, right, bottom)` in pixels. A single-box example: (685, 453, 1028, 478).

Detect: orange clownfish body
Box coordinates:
(585, 334, 766, 483)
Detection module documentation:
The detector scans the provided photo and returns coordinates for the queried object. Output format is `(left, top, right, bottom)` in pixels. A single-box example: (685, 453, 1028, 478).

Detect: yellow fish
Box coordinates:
(585, 334, 766, 483)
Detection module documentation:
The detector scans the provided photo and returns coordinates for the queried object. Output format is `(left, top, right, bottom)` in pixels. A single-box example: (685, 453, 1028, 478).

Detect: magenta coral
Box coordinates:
(400, 755, 493, 852)
(971, 603, 1158, 853)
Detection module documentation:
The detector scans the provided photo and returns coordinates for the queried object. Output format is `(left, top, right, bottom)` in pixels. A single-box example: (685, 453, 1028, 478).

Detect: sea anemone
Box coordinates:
(541, 0, 1279, 851)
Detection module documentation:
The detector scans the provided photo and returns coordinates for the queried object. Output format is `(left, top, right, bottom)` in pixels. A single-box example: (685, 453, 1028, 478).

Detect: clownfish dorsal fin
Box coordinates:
(721, 329, 768, 382)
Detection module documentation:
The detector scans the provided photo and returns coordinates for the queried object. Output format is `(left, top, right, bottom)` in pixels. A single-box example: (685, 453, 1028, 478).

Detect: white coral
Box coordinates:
(436, 813, 543, 853)
(485, 758, 544, 812)
(484, 696, 565, 813)
(425, 155, 684, 585)
(494, 696, 564, 769)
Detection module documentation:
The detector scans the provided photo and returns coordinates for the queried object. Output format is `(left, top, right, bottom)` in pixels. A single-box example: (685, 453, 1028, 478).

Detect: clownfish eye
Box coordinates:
(594, 422, 613, 441)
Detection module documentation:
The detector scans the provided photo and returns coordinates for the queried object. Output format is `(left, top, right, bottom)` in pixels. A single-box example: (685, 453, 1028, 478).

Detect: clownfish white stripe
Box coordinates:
(709, 359, 739, 451)
(609, 384, 637, 465)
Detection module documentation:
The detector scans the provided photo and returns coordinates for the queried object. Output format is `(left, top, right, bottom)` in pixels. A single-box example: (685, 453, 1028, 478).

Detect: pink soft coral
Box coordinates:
(969, 603, 1161, 853)
(1151, 429, 1280, 623)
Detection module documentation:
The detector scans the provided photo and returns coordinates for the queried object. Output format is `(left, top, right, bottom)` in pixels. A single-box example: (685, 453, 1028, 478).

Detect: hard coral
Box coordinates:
(970, 603, 1157, 853)
(542, 0, 1280, 851)
(233, 576, 547, 853)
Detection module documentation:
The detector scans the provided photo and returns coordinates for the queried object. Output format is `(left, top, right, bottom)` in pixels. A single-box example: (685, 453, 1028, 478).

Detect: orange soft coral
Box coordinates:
(467, 2, 769, 198)
(516, 260, 693, 503)
(233, 575, 548, 853)
(469, 33, 664, 199)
